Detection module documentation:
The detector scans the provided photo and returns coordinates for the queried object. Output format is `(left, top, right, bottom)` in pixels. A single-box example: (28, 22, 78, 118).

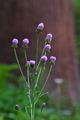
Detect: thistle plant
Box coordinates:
(12, 23, 56, 120)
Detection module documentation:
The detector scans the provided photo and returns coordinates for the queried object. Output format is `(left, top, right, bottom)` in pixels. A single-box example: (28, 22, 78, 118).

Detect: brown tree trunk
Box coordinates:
(0, 0, 80, 101)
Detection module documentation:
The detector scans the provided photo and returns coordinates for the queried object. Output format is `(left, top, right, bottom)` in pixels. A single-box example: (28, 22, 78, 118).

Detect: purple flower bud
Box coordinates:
(22, 38, 29, 48)
(30, 60, 36, 68)
(15, 104, 20, 110)
(50, 56, 56, 64)
(42, 102, 46, 107)
(41, 55, 47, 62)
(12, 38, 18, 48)
(45, 33, 53, 43)
(34, 72, 38, 76)
(44, 44, 51, 51)
(36, 23, 44, 32)
(23, 38, 29, 45)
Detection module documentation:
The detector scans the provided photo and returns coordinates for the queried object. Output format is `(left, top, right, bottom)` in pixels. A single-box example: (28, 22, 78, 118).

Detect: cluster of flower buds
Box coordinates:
(45, 33, 53, 44)
(25, 60, 36, 68)
(12, 38, 29, 48)
(12, 23, 56, 67)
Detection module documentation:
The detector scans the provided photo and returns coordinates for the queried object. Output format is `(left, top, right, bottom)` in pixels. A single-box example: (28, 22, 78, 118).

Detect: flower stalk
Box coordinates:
(12, 23, 56, 120)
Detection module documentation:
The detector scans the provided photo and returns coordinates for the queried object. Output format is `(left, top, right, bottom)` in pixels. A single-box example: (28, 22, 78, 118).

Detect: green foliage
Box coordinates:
(0, 64, 80, 120)
(72, 0, 80, 66)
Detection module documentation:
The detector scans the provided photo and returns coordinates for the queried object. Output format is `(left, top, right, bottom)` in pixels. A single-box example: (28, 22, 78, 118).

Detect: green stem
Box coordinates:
(24, 48, 27, 62)
(35, 65, 53, 103)
(13, 48, 28, 86)
(40, 107, 43, 120)
(36, 32, 40, 65)
(41, 65, 53, 91)
(30, 90, 35, 120)
(36, 41, 46, 70)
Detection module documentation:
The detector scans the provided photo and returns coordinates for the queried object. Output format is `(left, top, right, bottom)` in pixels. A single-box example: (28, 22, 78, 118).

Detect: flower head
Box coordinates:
(45, 33, 52, 43)
(36, 23, 44, 33)
(30, 60, 36, 68)
(50, 56, 56, 64)
(44, 44, 51, 52)
(12, 38, 18, 48)
(41, 55, 47, 62)
(15, 104, 20, 110)
(34, 72, 39, 76)
(22, 38, 29, 48)
(42, 102, 46, 107)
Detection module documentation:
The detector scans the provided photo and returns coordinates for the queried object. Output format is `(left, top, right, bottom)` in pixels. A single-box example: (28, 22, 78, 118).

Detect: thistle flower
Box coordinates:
(34, 72, 38, 76)
(41, 55, 47, 62)
(45, 33, 52, 43)
(15, 104, 20, 110)
(36, 23, 44, 33)
(42, 102, 46, 107)
(12, 38, 18, 48)
(22, 38, 29, 48)
(50, 56, 56, 64)
(44, 44, 51, 52)
(30, 60, 36, 68)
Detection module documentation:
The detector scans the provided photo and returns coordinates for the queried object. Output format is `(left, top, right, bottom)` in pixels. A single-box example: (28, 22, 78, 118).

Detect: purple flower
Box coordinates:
(34, 72, 38, 76)
(44, 44, 51, 51)
(23, 38, 29, 45)
(50, 56, 56, 64)
(41, 55, 47, 62)
(42, 102, 46, 107)
(15, 104, 20, 110)
(30, 60, 36, 68)
(45, 33, 53, 43)
(12, 38, 18, 48)
(37, 23, 44, 32)
(22, 38, 29, 48)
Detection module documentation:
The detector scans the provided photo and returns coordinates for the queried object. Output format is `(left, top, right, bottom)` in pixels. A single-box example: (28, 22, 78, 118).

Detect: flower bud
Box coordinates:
(50, 56, 56, 64)
(22, 38, 29, 48)
(40, 55, 47, 63)
(30, 60, 36, 68)
(34, 72, 39, 76)
(45, 33, 52, 44)
(36, 23, 44, 33)
(15, 104, 20, 110)
(42, 102, 46, 107)
(12, 38, 18, 48)
(44, 44, 51, 53)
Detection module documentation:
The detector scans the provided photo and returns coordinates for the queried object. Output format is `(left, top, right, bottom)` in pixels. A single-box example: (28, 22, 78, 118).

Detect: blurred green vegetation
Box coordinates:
(0, 64, 80, 120)
(73, 0, 80, 67)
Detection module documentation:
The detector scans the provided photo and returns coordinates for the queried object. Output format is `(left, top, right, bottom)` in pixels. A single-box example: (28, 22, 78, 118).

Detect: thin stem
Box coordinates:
(36, 32, 40, 65)
(34, 67, 42, 89)
(36, 41, 46, 70)
(35, 65, 53, 103)
(13, 48, 28, 86)
(41, 65, 53, 91)
(24, 48, 27, 62)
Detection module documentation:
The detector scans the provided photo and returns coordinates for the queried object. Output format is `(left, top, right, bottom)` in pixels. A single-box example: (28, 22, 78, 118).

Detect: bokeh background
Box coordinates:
(0, 0, 80, 120)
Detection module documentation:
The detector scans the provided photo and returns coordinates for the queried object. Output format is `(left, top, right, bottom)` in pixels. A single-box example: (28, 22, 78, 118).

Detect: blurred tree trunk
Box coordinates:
(0, 0, 80, 101)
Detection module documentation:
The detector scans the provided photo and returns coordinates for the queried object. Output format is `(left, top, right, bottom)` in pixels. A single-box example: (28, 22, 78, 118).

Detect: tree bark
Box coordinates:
(0, 0, 80, 101)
